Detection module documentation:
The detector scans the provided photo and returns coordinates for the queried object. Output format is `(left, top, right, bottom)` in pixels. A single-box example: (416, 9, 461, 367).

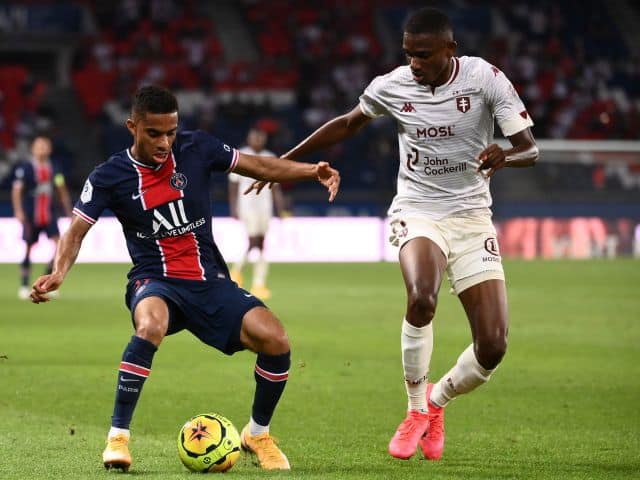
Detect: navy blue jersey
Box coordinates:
(13, 160, 63, 226)
(73, 130, 239, 282)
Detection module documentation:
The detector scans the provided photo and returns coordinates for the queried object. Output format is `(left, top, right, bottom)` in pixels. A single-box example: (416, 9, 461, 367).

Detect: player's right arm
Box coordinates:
(30, 215, 92, 303)
(246, 106, 371, 195)
(11, 168, 26, 224)
(282, 106, 372, 160)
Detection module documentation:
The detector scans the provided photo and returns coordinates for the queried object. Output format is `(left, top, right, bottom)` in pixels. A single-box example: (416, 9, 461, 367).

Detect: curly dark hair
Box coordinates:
(131, 85, 178, 118)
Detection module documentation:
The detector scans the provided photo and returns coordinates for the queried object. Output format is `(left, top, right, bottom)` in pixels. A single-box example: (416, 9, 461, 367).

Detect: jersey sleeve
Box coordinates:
(359, 75, 389, 118)
(194, 130, 240, 173)
(12, 164, 26, 187)
(483, 63, 534, 137)
(72, 168, 110, 225)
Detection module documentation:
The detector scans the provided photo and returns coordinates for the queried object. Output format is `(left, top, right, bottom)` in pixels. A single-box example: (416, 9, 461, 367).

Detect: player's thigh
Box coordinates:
(240, 306, 289, 355)
(132, 295, 170, 345)
(248, 235, 265, 250)
(127, 279, 185, 345)
(445, 214, 505, 296)
(393, 216, 448, 295)
(23, 222, 39, 245)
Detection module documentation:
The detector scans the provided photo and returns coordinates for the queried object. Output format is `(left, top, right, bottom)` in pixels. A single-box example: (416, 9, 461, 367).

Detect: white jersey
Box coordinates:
(228, 146, 275, 216)
(359, 56, 533, 220)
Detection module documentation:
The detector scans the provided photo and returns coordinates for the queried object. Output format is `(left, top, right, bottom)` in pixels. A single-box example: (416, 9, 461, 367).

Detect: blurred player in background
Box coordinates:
(249, 7, 538, 461)
(30, 86, 340, 472)
(228, 126, 286, 300)
(11, 135, 72, 299)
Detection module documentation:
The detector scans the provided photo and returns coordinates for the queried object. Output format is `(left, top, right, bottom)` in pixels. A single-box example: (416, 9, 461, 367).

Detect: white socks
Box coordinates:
(401, 319, 433, 413)
(249, 416, 269, 436)
(233, 251, 248, 273)
(430, 343, 493, 408)
(108, 427, 130, 439)
(253, 253, 268, 288)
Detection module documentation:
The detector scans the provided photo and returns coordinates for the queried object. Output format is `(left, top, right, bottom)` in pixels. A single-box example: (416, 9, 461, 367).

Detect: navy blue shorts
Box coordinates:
(125, 276, 265, 355)
(23, 220, 59, 245)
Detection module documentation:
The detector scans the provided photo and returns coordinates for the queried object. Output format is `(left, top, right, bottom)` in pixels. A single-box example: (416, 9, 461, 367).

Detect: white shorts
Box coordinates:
(239, 211, 271, 237)
(389, 212, 505, 295)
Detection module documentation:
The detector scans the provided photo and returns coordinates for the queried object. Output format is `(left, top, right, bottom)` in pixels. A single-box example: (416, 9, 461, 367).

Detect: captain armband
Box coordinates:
(54, 173, 66, 187)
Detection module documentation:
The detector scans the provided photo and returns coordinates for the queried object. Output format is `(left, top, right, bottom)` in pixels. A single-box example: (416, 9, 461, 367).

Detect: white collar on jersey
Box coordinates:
(127, 148, 164, 171)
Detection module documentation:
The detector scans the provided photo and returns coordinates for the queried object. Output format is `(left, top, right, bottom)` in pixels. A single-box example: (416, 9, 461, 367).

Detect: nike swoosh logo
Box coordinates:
(120, 376, 140, 382)
(131, 190, 148, 200)
(243, 293, 253, 297)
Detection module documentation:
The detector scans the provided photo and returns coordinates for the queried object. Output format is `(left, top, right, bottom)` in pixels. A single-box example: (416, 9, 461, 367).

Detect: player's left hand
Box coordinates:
(315, 161, 340, 202)
(476, 143, 506, 178)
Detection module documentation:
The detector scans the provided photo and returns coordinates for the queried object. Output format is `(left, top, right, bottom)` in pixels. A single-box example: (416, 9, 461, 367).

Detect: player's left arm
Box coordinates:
(477, 127, 538, 178)
(234, 152, 340, 202)
(477, 61, 538, 178)
(54, 172, 74, 217)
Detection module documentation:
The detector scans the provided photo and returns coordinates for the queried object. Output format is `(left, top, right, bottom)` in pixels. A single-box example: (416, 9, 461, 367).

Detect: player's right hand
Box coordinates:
(244, 180, 273, 195)
(30, 273, 63, 303)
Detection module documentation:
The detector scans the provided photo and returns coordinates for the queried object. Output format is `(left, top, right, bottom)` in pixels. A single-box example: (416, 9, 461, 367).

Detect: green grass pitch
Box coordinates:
(1, 260, 638, 479)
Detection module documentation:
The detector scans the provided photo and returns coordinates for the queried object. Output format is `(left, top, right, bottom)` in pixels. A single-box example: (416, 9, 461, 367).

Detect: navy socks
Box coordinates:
(251, 351, 290, 426)
(111, 336, 157, 429)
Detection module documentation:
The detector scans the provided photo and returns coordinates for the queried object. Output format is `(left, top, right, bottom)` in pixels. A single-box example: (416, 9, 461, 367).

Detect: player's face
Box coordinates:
(127, 112, 178, 166)
(247, 129, 267, 151)
(403, 31, 456, 86)
(31, 137, 52, 160)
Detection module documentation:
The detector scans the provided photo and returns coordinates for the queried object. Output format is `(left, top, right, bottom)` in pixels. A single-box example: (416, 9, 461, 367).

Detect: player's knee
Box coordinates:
(266, 330, 289, 355)
(475, 335, 507, 370)
(406, 287, 438, 326)
(135, 315, 168, 346)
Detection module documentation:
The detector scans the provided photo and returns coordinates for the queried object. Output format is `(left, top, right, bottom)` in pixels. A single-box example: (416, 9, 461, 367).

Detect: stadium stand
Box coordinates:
(0, 1, 638, 227)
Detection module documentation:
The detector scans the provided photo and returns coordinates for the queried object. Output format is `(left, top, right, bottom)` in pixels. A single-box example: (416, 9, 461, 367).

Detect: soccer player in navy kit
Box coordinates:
(30, 86, 340, 472)
(11, 135, 73, 299)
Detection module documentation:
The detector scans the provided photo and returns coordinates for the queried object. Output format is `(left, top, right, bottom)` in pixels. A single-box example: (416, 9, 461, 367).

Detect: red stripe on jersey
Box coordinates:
(119, 361, 150, 378)
(34, 163, 52, 226)
(73, 207, 96, 225)
(255, 365, 289, 382)
(157, 232, 206, 280)
(132, 151, 183, 210)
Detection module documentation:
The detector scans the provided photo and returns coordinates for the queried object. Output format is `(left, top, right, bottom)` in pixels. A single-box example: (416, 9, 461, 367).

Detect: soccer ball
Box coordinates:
(177, 413, 241, 473)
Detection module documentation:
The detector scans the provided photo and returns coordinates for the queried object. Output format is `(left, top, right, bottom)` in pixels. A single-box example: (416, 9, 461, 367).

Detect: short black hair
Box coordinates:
(404, 8, 452, 35)
(132, 85, 178, 118)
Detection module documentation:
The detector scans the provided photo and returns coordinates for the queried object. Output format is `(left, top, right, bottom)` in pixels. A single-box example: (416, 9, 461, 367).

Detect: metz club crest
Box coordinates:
(456, 96, 471, 113)
(170, 172, 188, 190)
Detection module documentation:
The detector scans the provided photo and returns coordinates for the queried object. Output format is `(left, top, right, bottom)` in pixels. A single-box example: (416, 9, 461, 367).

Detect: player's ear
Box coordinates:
(125, 118, 136, 136)
(447, 40, 457, 54)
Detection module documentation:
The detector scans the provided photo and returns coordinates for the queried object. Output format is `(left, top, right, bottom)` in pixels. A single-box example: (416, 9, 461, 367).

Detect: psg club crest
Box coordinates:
(456, 96, 471, 113)
(170, 172, 188, 191)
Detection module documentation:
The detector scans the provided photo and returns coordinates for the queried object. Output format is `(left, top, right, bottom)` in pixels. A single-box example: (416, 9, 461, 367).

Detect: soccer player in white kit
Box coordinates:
(248, 7, 538, 460)
(229, 127, 284, 300)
